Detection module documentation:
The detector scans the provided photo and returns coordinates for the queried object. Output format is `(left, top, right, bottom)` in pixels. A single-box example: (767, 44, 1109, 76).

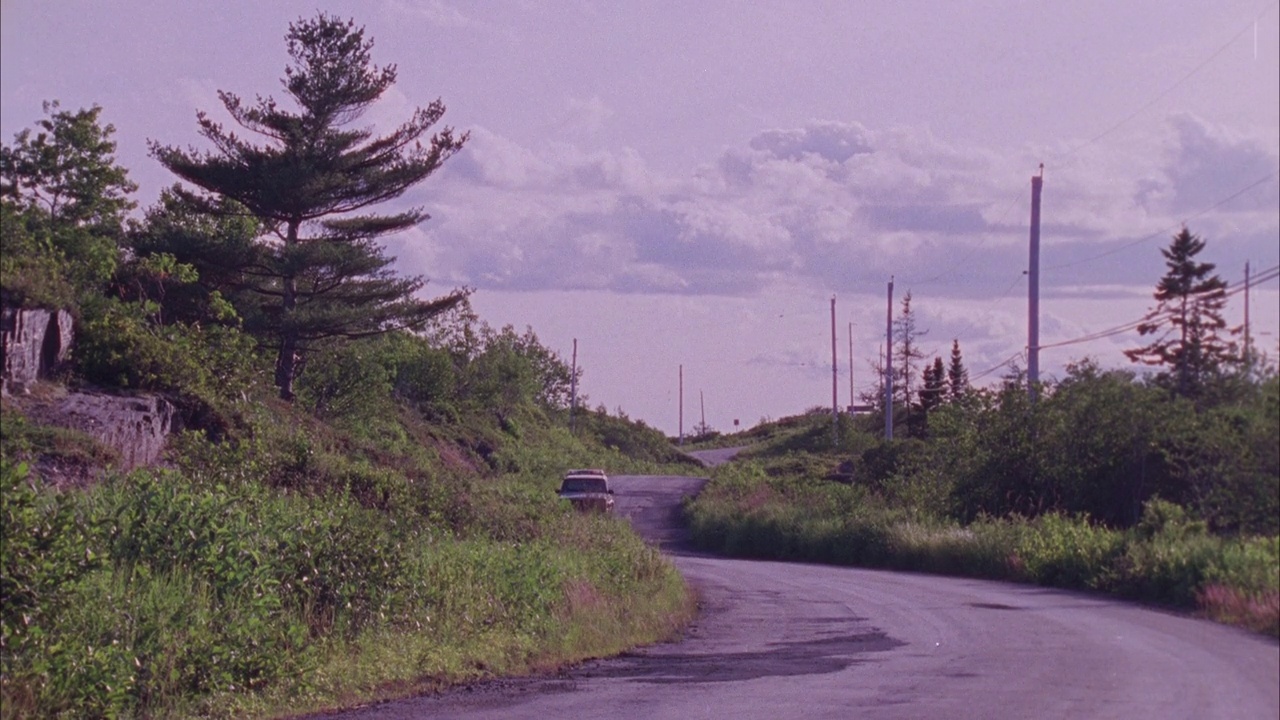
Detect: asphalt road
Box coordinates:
(318, 467, 1279, 720)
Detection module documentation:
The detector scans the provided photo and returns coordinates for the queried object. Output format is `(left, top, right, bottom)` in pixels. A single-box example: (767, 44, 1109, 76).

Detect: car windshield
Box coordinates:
(561, 477, 607, 493)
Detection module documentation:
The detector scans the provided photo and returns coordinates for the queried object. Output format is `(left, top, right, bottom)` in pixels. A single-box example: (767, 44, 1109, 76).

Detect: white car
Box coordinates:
(557, 469, 615, 513)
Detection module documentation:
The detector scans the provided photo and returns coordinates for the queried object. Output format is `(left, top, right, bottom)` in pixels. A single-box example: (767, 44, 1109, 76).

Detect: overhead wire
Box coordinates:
(1034, 263, 1279, 352)
(1055, 1, 1279, 167)
(1043, 172, 1279, 272)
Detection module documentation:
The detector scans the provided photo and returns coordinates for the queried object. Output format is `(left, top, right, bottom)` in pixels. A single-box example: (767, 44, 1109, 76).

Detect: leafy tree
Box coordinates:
(1036, 360, 1169, 526)
(150, 14, 469, 399)
(0, 102, 136, 231)
(0, 201, 74, 309)
(0, 102, 137, 300)
(1125, 226, 1238, 398)
(947, 339, 969, 400)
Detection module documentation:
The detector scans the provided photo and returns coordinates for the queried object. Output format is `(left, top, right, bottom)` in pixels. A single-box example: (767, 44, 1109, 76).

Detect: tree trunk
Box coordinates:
(276, 220, 301, 400)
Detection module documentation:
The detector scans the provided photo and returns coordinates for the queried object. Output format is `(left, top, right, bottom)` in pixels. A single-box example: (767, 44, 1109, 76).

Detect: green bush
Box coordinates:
(1013, 513, 1126, 590)
(687, 460, 1278, 635)
(1, 461, 104, 714)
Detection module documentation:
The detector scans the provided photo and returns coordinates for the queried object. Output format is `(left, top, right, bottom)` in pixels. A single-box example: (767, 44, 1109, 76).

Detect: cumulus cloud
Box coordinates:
(1137, 113, 1280, 215)
(749, 121, 873, 163)
(405, 116, 1276, 301)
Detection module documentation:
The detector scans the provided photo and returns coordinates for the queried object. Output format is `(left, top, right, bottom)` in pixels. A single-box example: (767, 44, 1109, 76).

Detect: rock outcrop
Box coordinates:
(50, 391, 179, 471)
(4, 303, 178, 473)
(1, 305, 73, 396)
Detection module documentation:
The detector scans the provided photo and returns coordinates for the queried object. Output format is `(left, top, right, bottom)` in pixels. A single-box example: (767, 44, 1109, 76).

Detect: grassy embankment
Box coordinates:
(1, 390, 698, 719)
(684, 407, 1279, 637)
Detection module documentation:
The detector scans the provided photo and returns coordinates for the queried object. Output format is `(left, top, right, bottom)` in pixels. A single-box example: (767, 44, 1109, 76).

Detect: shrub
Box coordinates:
(1, 461, 104, 714)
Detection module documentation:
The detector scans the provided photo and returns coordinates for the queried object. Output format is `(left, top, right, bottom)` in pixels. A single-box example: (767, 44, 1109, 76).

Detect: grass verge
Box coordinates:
(685, 461, 1279, 637)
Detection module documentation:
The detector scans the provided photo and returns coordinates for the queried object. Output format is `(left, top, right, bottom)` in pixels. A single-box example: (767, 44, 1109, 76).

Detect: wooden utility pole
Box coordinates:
(1028, 165, 1044, 401)
(570, 338, 578, 432)
(1245, 261, 1252, 378)
(848, 322, 854, 412)
(678, 364, 684, 446)
(700, 390, 706, 433)
(831, 295, 838, 443)
(885, 277, 894, 440)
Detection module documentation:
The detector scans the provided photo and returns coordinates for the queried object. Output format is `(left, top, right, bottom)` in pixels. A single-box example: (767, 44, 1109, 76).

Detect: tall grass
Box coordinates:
(686, 462, 1280, 636)
(1, 420, 695, 720)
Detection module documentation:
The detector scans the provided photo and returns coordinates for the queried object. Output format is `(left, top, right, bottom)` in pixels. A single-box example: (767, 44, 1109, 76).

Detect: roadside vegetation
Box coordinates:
(1, 15, 696, 719)
(688, 227, 1278, 637)
(688, 366, 1279, 637)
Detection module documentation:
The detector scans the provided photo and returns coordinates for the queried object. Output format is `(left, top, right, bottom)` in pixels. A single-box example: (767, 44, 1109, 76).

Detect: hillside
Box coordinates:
(0, 92, 699, 719)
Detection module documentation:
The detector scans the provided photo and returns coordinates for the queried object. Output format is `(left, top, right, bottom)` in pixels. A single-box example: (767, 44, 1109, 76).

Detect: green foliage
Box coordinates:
(0, 101, 136, 230)
(921, 361, 1278, 534)
(1, 461, 105, 714)
(149, 14, 469, 399)
(575, 407, 692, 465)
(296, 339, 397, 424)
(0, 76, 693, 720)
(386, 332, 459, 420)
(0, 102, 136, 305)
(0, 201, 75, 310)
(126, 186, 261, 327)
(687, 466, 1277, 634)
(1126, 226, 1239, 398)
(1012, 513, 1127, 589)
(73, 294, 262, 425)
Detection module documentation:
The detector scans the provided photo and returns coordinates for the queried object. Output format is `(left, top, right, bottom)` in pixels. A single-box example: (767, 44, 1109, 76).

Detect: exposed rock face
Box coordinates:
(4, 304, 178, 473)
(48, 391, 180, 471)
(1, 305, 74, 396)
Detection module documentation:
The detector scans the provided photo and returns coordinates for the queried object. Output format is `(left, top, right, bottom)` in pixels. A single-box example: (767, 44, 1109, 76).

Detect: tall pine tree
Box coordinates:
(151, 14, 469, 399)
(1125, 226, 1237, 398)
(893, 291, 927, 411)
(947, 339, 968, 400)
(919, 356, 946, 414)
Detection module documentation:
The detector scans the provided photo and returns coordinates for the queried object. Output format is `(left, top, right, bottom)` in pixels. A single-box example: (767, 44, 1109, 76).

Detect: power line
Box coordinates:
(1044, 172, 1279, 271)
(1056, 1, 1279, 165)
(1035, 263, 1280, 352)
(971, 350, 1025, 382)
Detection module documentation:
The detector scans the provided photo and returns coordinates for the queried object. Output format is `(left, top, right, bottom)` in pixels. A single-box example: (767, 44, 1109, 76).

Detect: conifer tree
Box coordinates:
(947, 339, 969, 400)
(1125, 226, 1237, 398)
(919, 356, 946, 414)
(151, 14, 469, 399)
(893, 291, 927, 410)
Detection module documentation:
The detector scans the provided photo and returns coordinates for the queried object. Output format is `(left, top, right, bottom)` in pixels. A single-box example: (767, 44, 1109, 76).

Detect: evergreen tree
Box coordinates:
(893, 291, 927, 411)
(919, 356, 946, 414)
(150, 14, 469, 399)
(125, 187, 259, 327)
(1125, 226, 1238, 398)
(947, 339, 969, 400)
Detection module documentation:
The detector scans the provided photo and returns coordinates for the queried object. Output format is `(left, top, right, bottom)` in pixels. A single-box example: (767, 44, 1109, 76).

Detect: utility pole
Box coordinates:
(678, 364, 684, 446)
(700, 390, 706, 433)
(831, 295, 838, 444)
(1028, 165, 1044, 402)
(848, 322, 854, 412)
(885, 276, 894, 440)
(569, 338, 578, 432)
(1245, 261, 1252, 378)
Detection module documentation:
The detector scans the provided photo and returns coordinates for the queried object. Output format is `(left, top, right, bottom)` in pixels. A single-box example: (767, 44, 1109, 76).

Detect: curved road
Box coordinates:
(321, 468, 1279, 719)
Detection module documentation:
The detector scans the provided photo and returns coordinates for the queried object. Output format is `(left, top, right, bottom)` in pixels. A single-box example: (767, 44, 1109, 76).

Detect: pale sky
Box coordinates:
(4, 1, 1278, 435)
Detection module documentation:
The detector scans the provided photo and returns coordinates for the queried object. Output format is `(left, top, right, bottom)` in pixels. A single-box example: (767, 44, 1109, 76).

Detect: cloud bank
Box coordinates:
(398, 115, 1278, 304)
